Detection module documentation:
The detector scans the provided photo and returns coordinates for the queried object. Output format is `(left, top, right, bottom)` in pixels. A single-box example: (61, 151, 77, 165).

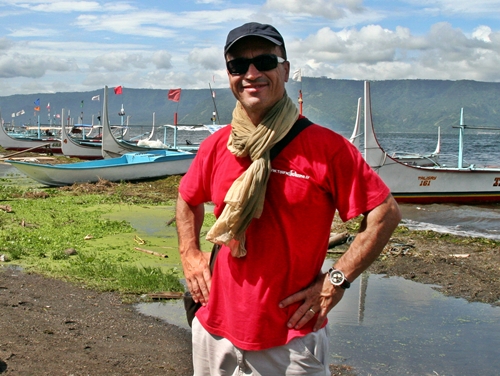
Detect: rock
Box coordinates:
(64, 248, 77, 256)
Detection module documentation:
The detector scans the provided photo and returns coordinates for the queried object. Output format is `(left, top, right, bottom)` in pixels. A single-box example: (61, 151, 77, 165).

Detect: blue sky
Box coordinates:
(0, 0, 499, 96)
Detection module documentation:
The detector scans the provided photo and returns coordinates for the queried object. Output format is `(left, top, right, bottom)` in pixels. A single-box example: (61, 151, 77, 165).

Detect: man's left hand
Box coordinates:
(279, 272, 344, 332)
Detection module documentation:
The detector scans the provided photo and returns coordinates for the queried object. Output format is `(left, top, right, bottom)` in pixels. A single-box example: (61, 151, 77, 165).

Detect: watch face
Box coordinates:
(329, 270, 345, 285)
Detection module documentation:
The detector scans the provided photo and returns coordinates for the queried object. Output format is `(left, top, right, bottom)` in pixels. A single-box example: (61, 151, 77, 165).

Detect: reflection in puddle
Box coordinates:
(137, 270, 500, 376)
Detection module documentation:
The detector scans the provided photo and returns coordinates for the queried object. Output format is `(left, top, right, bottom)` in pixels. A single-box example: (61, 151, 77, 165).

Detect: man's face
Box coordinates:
(226, 37, 290, 125)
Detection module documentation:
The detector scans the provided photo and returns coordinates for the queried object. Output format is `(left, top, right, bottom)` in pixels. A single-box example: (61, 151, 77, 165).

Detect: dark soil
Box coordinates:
(0, 173, 498, 375)
(0, 268, 193, 376)
(367, 230, 500, 306)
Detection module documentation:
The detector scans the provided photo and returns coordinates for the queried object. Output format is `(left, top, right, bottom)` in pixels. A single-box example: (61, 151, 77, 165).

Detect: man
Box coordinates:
(176, 22, 401, 375)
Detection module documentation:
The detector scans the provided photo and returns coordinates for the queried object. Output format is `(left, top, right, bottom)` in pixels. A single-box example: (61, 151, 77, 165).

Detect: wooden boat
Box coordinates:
(100, 86, 205, 158)
(350, 97, 440, 167)
(0, 111, 62, 154)
(101, 86, 170, 158)
(388, 127, 440, 167)
(363, 81, 500, 204)
(6, 149, 195, 187)
(60, 109, 103, 160)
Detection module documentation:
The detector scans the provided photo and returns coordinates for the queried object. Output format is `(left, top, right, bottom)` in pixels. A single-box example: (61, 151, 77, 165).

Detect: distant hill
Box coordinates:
(1, 79, 500, 133)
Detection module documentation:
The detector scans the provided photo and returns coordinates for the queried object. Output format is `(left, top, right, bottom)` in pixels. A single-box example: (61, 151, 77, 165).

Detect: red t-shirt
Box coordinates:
(179, 120, 390, 351)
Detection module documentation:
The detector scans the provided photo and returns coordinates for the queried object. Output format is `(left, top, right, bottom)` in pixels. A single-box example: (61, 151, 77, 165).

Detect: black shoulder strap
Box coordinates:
(270, 117, 313, 160)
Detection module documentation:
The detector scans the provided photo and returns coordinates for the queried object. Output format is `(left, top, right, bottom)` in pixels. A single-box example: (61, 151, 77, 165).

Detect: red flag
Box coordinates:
(114, 86, 123, 95)
(168, 88, 181, 102)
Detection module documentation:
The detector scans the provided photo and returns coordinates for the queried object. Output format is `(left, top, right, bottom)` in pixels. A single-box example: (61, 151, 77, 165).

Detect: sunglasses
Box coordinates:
(226, 54, 285, 75)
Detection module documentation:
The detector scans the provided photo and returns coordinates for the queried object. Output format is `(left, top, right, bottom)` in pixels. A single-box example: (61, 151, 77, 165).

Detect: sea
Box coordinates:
(3, 125, 500, 240)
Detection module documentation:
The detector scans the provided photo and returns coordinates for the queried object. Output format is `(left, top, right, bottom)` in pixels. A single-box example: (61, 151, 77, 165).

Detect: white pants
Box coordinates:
(192, 317, 329, 376)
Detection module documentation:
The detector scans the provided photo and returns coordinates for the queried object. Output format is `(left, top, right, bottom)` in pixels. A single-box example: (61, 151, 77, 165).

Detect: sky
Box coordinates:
(0, 0, 499, 96)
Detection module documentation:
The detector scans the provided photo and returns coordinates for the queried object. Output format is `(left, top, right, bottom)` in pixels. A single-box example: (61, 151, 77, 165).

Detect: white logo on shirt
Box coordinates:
(271, 169, 310, 179)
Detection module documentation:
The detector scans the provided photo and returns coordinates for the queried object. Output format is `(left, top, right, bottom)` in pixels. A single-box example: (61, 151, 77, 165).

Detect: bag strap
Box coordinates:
(209, 244, 221, 271)
(270, 117, 313, 160)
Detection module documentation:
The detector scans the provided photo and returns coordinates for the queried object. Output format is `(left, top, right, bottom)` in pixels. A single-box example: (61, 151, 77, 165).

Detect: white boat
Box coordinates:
(101, 87, 170, 158)
(60, 109, 103, 160)
(0, 112, 62, 154)
(6, 149, 195, 187)
(350, 97, 440, 167)
(388, 127, 440, 167)
(100, 86, 211, 158)
(363, 81, 500, 204)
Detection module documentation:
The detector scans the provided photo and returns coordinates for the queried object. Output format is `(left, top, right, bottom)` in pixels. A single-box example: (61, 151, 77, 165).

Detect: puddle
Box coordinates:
(136, 262, 500, 376)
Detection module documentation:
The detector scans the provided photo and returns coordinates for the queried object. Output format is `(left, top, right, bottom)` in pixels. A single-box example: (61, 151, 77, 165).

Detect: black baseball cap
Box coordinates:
(224, 22, 286, 56)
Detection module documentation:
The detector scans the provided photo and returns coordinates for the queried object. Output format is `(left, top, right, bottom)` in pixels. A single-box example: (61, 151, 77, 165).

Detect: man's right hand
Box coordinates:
(176, 193, 211, 305)
(181, 250, 212, 305)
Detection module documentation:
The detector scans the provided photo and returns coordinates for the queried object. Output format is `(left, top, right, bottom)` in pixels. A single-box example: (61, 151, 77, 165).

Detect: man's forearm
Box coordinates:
(333, 194, 401, 283)
(176, 193, 205, 255)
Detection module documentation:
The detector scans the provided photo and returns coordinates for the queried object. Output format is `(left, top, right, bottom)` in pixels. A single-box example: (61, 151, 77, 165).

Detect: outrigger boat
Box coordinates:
(0, 111, 62, 154)
(100, 86, 210, 158)
(101, 86, 190, 158)
(350, 97, 440, 167)
(6, 149, 195, 187)
(60, 109, 103, 160)
(363, 81, 500, 204)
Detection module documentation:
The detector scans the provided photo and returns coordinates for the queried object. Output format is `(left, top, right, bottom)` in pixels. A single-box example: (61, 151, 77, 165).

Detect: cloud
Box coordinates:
(264, 0, 364, 19)
(288, 22, 500, 82)
(7, 27, 60, 38)
(3, 0, 135, 13)
(188, 46, 221, 70)
(419, 0, 500, 16)
(28, 1, 101, 13)
(90, 52, 149, 71)
(0, 53, 76, 78)
(152, 50, 173, 70)
(0, 37, 14, 50)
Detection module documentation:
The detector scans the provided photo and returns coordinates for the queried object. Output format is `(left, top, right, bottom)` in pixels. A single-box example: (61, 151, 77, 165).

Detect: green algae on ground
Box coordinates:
(0, 189, 186, 295)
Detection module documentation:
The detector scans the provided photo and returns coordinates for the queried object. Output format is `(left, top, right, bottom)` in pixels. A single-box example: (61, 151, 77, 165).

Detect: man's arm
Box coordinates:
(280, 193, 402, 331)
(176, 193, 212, 305)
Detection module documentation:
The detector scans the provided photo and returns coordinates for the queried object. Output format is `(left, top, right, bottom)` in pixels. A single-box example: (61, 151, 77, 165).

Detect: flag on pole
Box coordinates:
(92, 95, 100, 101)
(47, 102, 50, 110)
(292, 69, 302, 82)
(114, 86, 123, 95)
(168, 88, 181, 102)
(16, 110, 25, 116)
(34, 106, 40, 111)
(11, 113, 15, 118)
(80, 100, 84, 108)
(34, 98, 40, 106)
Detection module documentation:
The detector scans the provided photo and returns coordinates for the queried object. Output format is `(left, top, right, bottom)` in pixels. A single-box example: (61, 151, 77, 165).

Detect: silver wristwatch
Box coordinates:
(327, 268, 351, 289)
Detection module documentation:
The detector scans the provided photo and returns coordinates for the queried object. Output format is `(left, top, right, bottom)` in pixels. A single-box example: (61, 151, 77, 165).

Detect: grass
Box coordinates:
(0, 178, 187, 297)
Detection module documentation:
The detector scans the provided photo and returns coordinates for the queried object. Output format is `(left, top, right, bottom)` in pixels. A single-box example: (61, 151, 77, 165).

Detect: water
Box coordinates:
(136, 260, 500, 376)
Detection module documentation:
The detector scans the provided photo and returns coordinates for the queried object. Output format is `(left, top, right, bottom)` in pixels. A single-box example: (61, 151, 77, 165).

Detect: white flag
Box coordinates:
(16, 109, 25, 116)
(92, 95, 100, 101)
(292, 69, 302, 82)
(11, 112, 15, 118)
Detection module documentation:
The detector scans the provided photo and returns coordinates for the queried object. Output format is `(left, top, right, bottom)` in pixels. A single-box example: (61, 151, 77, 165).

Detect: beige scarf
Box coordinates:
(206, 94, 299, 257)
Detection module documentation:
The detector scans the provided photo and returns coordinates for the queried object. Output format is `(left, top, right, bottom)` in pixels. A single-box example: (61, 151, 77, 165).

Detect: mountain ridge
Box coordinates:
(1, 79, 499, 134)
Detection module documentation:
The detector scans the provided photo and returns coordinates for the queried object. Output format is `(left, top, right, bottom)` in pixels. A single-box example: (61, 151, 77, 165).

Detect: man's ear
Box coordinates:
(283, 61, 290, 82)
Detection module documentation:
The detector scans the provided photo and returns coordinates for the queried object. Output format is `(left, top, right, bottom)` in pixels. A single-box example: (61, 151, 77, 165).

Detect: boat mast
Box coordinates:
(458, 108, 465, 169)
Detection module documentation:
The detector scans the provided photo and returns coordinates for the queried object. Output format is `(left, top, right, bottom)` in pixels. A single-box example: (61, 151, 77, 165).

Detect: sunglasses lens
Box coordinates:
(254, 55, 278, 71)
(226, 54, 280, 75)
(227, 58, 249, 75)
